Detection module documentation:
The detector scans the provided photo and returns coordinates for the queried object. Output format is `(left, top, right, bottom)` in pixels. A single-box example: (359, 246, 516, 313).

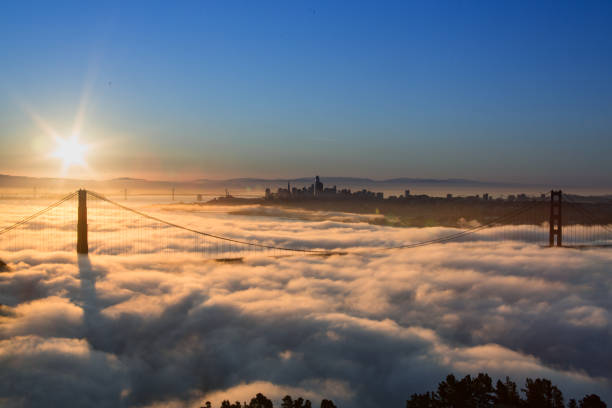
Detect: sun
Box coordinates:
(51, 134, 89, 171)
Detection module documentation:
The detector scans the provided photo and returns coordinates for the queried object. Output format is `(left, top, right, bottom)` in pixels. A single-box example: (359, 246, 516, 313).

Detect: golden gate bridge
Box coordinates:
(0, 189, 611, 259)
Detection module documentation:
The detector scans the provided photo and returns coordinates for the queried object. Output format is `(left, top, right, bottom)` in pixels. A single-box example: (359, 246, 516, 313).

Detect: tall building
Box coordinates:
(314, 175, 323, 197)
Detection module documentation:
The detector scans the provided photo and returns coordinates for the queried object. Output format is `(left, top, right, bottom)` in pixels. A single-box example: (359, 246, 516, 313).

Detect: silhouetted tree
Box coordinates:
(494, 376, 521, 407)
(580, 394, 607, 408)
(248, 393, 273, 408)
(406, 392, 438, 408)
(320, 399, 337, 408)
(404, 373, 606, 408)
(436, 373, 494, 407)
(522, 378, 564, 408)
(438, 374, 467, 407)
(282, 395, 293, 408)
(472, 373, 495, 407)
(196, 375, 608, 408)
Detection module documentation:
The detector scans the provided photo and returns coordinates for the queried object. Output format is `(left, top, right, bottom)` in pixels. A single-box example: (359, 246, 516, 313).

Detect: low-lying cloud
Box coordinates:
(0, 202, 611, 407)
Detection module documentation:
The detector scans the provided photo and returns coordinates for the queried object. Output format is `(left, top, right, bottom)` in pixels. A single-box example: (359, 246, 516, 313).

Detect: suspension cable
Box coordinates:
(88, 190, 548, 252)
(388, 199, 547, 249)
(563, 196, 612, 234)
(86, 190, 333, 253)
(0, 191, 77, 236)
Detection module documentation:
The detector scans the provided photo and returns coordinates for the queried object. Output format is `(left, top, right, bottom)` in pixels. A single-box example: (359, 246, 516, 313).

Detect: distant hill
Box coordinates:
(1, 173, 510, 189)
(195, 176, 525, 187)
(1, 173, 607, 196)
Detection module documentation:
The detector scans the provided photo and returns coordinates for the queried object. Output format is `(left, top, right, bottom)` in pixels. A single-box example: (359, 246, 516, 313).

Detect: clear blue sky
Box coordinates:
(1, 1, 611, 186)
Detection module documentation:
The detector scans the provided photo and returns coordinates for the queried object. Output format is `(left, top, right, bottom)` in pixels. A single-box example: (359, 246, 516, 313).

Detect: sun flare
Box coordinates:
(51, 135, 89, 171)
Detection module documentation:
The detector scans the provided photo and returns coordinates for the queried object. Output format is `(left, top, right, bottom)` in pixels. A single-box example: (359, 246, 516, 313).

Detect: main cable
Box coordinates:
(87, 190, 334, 253)
(0, 191, 78, 236)
(87, 190, 549, 253)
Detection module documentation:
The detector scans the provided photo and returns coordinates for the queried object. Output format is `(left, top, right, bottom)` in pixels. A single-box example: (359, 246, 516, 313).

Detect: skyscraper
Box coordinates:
(314, 176, 323, 197)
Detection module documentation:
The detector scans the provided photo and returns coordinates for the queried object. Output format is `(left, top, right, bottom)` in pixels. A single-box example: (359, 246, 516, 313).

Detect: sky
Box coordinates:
(1, 1, 612, 186)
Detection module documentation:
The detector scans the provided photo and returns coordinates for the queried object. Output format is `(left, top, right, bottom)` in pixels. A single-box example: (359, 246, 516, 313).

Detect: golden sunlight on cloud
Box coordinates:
(1, 204, 612, 406)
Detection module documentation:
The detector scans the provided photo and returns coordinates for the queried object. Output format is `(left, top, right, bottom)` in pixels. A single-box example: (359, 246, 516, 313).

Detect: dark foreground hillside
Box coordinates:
(199, 373, 606, 408)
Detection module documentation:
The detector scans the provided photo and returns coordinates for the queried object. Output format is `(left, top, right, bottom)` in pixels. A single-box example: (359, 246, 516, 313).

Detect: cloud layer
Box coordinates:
(1, 201, 611, 407)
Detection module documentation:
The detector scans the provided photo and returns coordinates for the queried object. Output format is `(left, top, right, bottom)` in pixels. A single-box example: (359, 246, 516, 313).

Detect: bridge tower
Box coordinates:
(77, 189, 88, 254)
(549, 190, 562, 247)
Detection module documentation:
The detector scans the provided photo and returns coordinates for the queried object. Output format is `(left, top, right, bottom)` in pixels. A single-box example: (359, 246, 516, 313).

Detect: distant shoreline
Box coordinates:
(200, 194, 612, 228)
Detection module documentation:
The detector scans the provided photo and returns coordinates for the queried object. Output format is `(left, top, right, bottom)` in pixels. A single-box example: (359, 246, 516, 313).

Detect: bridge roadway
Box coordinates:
(0, 190, 611, 257)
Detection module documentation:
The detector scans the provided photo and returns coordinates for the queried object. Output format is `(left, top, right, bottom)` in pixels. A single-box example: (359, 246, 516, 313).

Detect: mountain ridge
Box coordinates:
(0, 173, 528, 188)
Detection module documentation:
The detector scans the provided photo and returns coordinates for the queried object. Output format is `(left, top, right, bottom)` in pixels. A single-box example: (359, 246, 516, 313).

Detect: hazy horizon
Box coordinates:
(3, 171, 612, 198)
